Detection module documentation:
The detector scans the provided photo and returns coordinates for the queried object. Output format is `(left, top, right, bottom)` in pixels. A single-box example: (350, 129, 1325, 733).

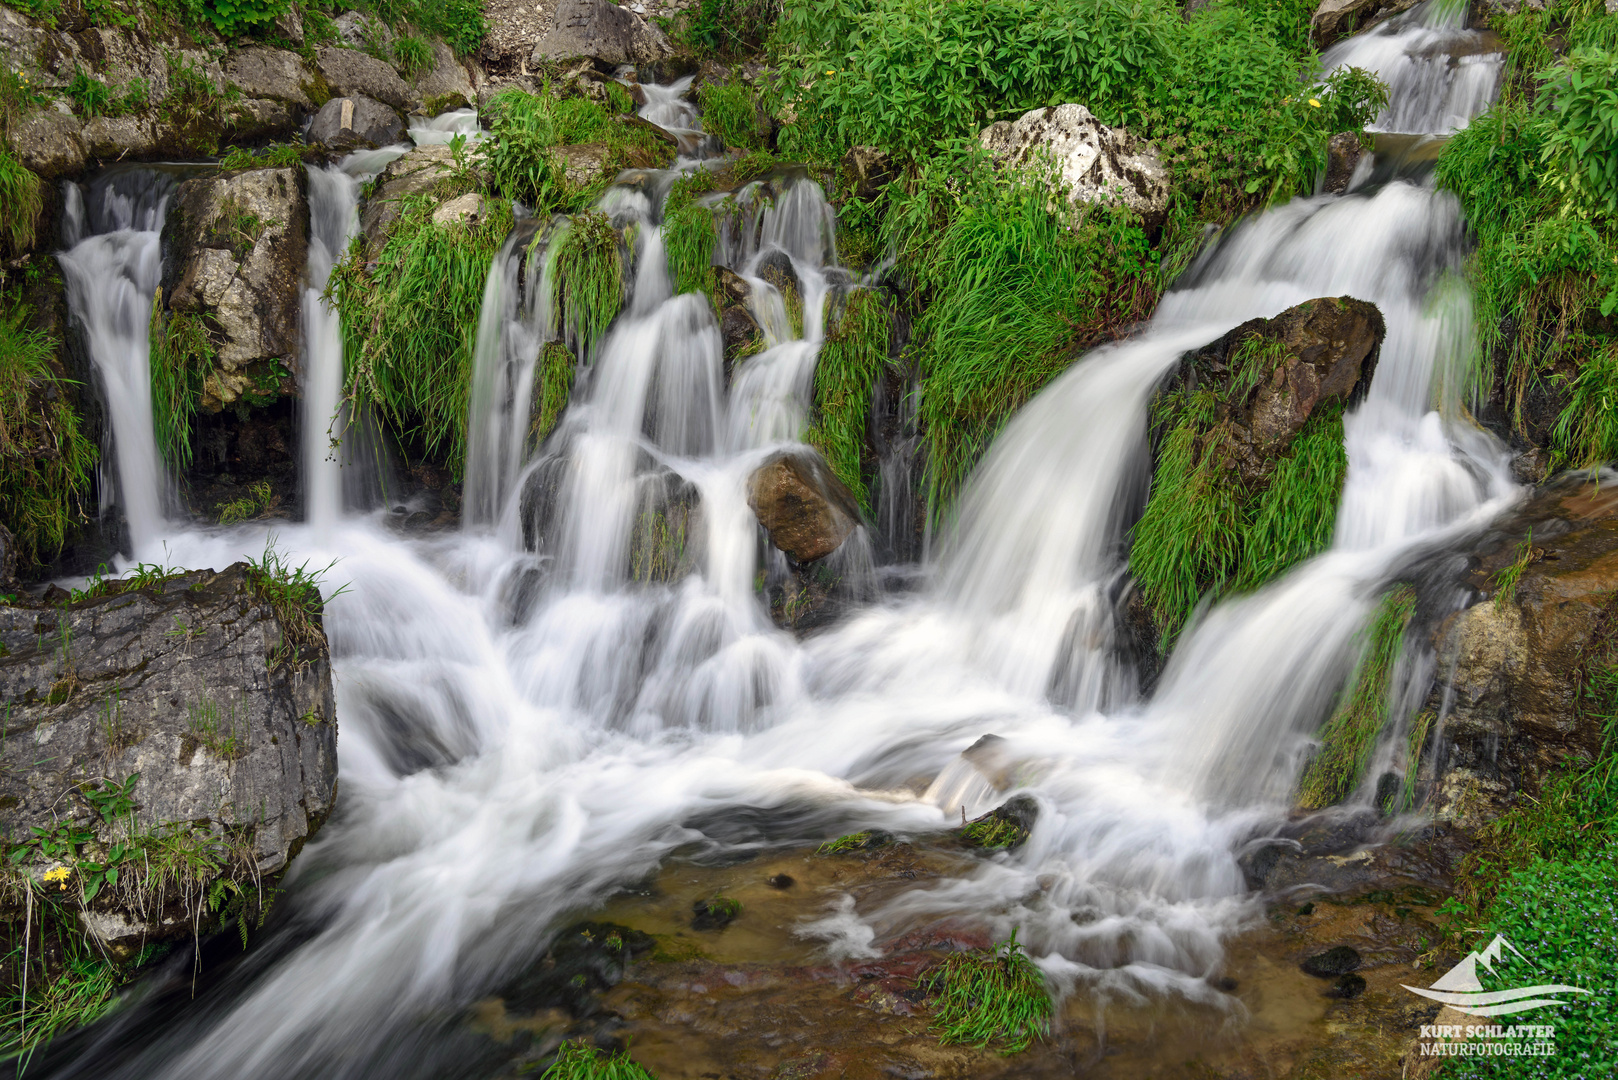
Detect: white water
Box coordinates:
(51, 20, 1515, 1075)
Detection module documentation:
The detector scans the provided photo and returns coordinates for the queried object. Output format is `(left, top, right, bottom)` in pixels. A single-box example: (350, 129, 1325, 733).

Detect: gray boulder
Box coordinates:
(979, 104, 1170, 225)
(531, 0, 671, 68)
(1311, 0, 1419, 47)
(308, 94, 406, 150)
(413, 40, 477, 111)
(316, 45, 412, 110)
(160, 168, 309, 408)
(0, 563, 337, 953)
(224, 46, 316, 109)
(359, 143, 456, 246)
(747, 448, 860, 564)
(5, 107, 87, 179)
(82, 114, 159, 159)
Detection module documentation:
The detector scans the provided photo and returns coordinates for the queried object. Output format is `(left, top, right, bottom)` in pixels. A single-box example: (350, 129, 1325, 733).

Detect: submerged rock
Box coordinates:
(0, 563, 336, 953)
(160, 166, 308, 406)
(309, 94, 406, 151)
(747, 449, 860, 565)
(979, 103, 1170, 225)
(530, 0, 672, 68)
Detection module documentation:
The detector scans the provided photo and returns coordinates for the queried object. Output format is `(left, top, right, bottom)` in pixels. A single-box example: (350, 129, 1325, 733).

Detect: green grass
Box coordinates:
(148, 303, 216, 472)
(0, 148, 43, 258)
(815, 830, 887, 854)
(922, 930, 1050, 1054)
(805, 289, 889, 513)
(698, 78, 766, 151)
(663, 174, 720, 300)
(0, 941, 117, 1062)
(216, 479, 274, 524)
(680, 0, 779, 57)
(1236, 405, 1347, 590)
(1296, 585, 1418, 809)
(1493, 531, 1535, 610)
(1551, 340, 1618, 468)
(534, 340, 575, 444)
(0, 303, 95, 566)
(333, 191, 514, 478)
(958, 816, 1027, 851)
(541, 1040, 657, 1080)
(244, 534, 343, 669)
(555, 211, 624, 359)
(392, 34, 433, 78)
(218, 143, 305, 170)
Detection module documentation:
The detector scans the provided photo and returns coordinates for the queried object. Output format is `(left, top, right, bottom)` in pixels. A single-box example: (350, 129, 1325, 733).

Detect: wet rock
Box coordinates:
(767, 874, 795, 889)
(530, 0, 672, 68)
(308, 94, 406, 150)
(1302, 945, 1362, 977)
(1427, 476, 1618, 827)
(841, 145, 892, 200)
(1327, 972, 1368, 998)
(747, 448, 860, 564)
(316, 45, 411, 110)
(691, 897, 742, 931)
(979, 103, 1170, 225)
(0, 563, 337, 952)
(556, 141, 613, 187)
(1324, 131, 1365, 194)
(431, 192, 487, 227)
(359, 143, 456, 245)
(160, 167, 309, 402)
(959, 794, 1038, 851)
(1312, 0, 1420, 48)
(0, 524, 16, 586)
(412, 40, 476, 111)
(720, 303, 764, 369)
(6, 107, 88, 179)
(223, 46, 316, 109)
(499, 921, 655, 1017)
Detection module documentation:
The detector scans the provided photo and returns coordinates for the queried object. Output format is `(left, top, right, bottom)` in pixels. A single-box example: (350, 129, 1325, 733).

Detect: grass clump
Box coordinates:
(332, 191, 513, 477)
(958, 816, 1027, 851)
(922, 929, 1050, 1054)
(0, 148, 43, 259)
(244, 535, 342, 669)
(698, 78, 766, 151)
(392, 34, 434, 78)
(806, 289, 890, 513)
(533, 340, 575, 444)
(218, 143, 305, 170)
(541, 1040, 656, 1080)
(0, 303, 96, 566)
(1493, 531, 1535, 609)
(1236, 406, 1347, 589)
(1296, 585, 1418, 809)
(555, 211, 624, 360)
(662, 173, 719, 300)
(216, 479, 275, 524)
(815, 830, 892, 854)
(148, 299, 217, 472)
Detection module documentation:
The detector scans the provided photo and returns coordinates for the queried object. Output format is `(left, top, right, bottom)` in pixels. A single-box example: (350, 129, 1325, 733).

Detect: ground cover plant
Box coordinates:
(541, 1040, 657, 1079)
(922, 929, 1050, 1053)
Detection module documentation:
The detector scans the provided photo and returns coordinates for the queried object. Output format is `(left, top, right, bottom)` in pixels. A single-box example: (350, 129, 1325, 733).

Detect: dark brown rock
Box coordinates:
(1325, 131, 1365, 194)
(746, 449, 860, 564)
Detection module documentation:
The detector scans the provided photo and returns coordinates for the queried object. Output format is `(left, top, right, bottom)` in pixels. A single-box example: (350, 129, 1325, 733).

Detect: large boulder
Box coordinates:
(358, 142, 456, 247)
(413, 40, 477, 111)
(160, 167, 309, 409)
(1425, 477, 1618, 828)
(316, 45, 411, 110)
(5, 106, 88, 179)
(747, 448, 860, 564)
(0, 563, 337, 952)
(531, 0, 672, 68)
(308, 94, 406, 151)
(224, 46, 317, 109)
(979, 104, 1170, 226)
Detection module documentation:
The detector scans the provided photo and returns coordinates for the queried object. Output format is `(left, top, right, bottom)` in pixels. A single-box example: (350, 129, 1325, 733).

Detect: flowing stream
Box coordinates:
(46, 6, 1515, 1075)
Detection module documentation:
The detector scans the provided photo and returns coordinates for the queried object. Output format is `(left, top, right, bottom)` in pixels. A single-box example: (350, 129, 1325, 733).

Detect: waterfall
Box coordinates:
(44, 14, 1516, 1068)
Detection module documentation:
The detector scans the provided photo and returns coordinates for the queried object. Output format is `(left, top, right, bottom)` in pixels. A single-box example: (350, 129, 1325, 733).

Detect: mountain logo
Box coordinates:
(1402, 935, 1592, 1017)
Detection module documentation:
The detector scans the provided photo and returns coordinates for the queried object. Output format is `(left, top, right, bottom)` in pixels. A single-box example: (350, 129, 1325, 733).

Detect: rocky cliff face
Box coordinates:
(0, 562, 337, 953)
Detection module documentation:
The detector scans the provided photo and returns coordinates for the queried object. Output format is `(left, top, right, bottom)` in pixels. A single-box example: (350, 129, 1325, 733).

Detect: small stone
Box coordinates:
(767, 874, 795, 889)
(1301, 946, 1362, 978)
(1326, 972, 1367, 999)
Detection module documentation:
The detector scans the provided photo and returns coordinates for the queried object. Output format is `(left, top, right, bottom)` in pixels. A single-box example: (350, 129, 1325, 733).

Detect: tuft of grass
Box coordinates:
(533, 340, 575, 445)
(160, 52, 240, 157)
(1493, 530, 1536, 609)
(244, 535, 343, 669)
(332, 191, 514, 478)
(555, 211, 624, 360)
(218, 143, 305, 170)
(392, 34, 434, 78)
(805, 289, 889, 514)
(149, 298, 216, 472)
(698, 78, 766, 151)
(0, 303, 96, 565)
(64, 67, 113, 118)
(216, 479, 274, 524)
(958, 815, 1026, 851)
(1296, 585, 1419, 810)
(541, 1040, 657, 1080)
(0, 148, 43, 258)
(1236, 405, 1347, 590)
(663, 172, 719, 300)
(922, 929, 1051, 1054)
(815, 830, 891, 854)
(1552, 341, 1618, 469)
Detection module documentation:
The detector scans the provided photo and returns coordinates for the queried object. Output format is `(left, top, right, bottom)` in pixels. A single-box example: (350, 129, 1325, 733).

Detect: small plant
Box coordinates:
(188, 695, 246, 759)
(690, 896, 742, 930)
(540, 1040, 656, 1080)
(149, 299, 216, 471)
(245, 534, 344, 668)
(216, 479, 275, 524)
(65, 67, 113, 118)
(1493, 531, 1535, 610)
(219, 142, 304, 170)
(958, 816, 1026, 850)
(922, 929, 1051, 1054)
(0, 147, 43, 257)
(203, 0, 291, 38)
(815, 830, 888, 855)
(392, 35, 433, 79)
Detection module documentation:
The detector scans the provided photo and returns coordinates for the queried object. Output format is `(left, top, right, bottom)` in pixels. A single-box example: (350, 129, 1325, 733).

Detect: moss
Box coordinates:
(1295, 585, 1419, 810)
(0, 303, 96, 565)
(805, 289, 890, 513)
(555, 210, 624, 359)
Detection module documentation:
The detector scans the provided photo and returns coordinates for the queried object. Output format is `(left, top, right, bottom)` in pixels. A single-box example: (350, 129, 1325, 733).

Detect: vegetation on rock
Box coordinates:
(541, 1040, 657, 1080)
(922, 929, 1050, 1054)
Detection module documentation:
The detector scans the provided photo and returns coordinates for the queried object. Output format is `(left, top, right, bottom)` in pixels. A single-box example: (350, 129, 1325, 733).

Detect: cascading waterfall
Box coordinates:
(48, 6, 1518, 1073)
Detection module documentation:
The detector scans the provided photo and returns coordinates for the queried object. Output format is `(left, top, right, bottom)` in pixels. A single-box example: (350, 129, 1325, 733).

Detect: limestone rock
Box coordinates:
(82, 114, 158, 159)
(160, 168, 308, 391)
(317, 45, 411, 110)
(334, 11, 391, 50)
(747, 449, 860, 564)
(530, 0, 672, 68)
(308, 94, 405, 150)
(359, 143, 456, 246)
(1427, 477, 1618, 827)
(413, 40, 476, 111)
(224, 47, 316, 109)
(979, 103, 1170, 224)
(6, 106, 87, 179)
(0, 563, 337, 950)
(431, 192, 486, 227)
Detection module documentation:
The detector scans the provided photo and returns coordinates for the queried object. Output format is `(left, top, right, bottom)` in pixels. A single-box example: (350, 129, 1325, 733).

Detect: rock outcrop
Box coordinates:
(222, 46, 317, 109)
(979, 104, 1170, 225)
(747, 449, 860, 565)
(0, 563, 337, 951)
(1426, 476, 1618, 828)
(308, 94, 406, 151)
(159, 167, 308, 409)
(530, 0, 672, 68)
(1311, 0, 1420, 48)
(316, 45, 412, 110)
(358, 143, 457, 247)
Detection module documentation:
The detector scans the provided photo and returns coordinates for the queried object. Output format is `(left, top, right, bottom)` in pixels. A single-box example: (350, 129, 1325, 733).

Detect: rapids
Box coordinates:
(43, 5, 1514, 1074)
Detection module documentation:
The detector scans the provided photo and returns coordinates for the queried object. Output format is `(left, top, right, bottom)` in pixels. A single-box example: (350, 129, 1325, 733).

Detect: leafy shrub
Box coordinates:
(1538, 45, 1618, 221)
(393, 34, 434, 78)
(204, 0, 291, 37)
(698, 78, 766, 150)
(683, 0, 780, 57)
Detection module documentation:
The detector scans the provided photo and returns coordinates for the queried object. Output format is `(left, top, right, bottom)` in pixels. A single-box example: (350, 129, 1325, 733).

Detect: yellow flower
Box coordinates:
(826, 70, 836, 75)
(1308, 99, 1322, 108)
(42, 866, 71, 890)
